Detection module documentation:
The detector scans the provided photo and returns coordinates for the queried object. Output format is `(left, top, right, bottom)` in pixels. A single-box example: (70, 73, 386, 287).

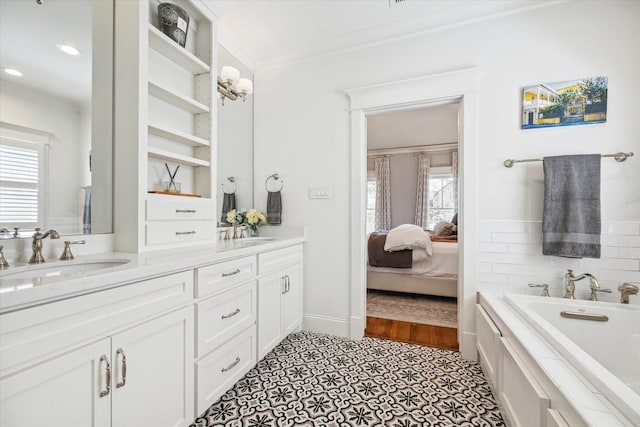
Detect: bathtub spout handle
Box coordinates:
(617, 283, 639, 304)
(528, 283, 550, 297)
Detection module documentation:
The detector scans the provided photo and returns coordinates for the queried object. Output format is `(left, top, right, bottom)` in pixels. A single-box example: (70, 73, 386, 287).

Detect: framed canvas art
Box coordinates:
(522, 76, 607, 129)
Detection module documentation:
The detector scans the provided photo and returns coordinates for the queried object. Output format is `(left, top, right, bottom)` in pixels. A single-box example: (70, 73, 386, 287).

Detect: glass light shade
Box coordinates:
(220, 65, 240, 85)
(236, 78, 253, 95)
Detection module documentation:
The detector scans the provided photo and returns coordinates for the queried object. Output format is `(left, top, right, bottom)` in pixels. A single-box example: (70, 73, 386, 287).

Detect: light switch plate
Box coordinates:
(309, 186, 332, 199)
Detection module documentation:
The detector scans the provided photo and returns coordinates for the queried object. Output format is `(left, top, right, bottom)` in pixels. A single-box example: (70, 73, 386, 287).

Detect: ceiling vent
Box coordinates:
(388, 0, 407, 8)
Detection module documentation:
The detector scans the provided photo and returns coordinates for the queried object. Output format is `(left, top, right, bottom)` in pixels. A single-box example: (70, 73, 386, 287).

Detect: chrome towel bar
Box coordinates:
(504, 152, 634, 168)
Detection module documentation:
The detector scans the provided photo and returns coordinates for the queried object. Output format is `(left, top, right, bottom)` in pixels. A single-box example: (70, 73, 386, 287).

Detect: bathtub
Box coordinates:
(504, 293, 640, 426)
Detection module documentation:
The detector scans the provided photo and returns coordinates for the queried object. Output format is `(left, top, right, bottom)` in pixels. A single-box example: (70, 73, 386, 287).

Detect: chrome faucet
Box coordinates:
(29, 228, 60, 264)
(563, 269, 611, 300)
(617, 283, 639, 304)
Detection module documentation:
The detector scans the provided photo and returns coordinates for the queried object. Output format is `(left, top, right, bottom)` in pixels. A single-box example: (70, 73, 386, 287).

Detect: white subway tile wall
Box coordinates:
(476, 221, 640, 304)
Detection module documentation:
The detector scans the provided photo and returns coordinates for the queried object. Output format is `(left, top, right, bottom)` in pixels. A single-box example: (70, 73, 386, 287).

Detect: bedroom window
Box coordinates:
(366, 171, 377, 234)
(428, 173, 455, 229)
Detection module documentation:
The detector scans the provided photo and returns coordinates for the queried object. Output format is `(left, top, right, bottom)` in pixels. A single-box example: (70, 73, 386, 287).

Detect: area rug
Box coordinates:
(190, 331, 504, 427)
(367, 290, 457, 328)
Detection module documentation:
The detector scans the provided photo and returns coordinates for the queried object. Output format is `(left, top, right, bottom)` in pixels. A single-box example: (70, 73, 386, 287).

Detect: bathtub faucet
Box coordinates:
(563, 270, 611, 301)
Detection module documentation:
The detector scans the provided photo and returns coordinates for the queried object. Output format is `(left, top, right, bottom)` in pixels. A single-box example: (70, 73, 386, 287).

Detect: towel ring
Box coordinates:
(222, 176, 236, 194)
(265, 173, 283, 192)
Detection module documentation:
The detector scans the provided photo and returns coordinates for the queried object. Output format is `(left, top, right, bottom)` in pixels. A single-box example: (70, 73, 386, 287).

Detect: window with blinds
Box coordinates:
(0, 130, 45, 228)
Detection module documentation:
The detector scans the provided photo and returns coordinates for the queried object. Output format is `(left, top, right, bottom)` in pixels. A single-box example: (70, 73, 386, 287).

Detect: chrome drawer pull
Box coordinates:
(99, 355, 111, 397)
(175, 209, 196, 213)
(221, 357, 241, 372)
(175, 231, 196, 235)
(221, 268, 241, 277)
(221, 308, 241, 319)
(115, 348, 127, 388)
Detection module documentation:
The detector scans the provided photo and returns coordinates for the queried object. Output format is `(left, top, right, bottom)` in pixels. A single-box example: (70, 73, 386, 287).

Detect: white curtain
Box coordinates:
(374, 156, 391, 230)
(452, 150, 459, 213)
(414, 153, 430, 228)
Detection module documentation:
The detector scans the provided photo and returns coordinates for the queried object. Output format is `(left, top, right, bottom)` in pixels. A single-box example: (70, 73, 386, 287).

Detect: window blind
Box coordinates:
(0, 143, 39, 225)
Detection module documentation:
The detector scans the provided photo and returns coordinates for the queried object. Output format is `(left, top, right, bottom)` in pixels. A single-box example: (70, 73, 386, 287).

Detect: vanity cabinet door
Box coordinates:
(0, 338, 111, 427)
(111, 306, 194, 427)
(257, 272, 284, 359)
(281, 263, 303, 336)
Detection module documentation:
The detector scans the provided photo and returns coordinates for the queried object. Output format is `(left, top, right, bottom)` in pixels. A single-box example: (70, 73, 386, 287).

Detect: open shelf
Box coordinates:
(148, 123, 210, 147)
(147, 146, 210, 167)
(148, 79, 210, 114)
(148, 24, 210, 74)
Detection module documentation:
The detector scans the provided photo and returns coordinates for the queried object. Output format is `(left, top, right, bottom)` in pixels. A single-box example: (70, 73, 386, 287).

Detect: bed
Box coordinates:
(366, 227, 458, 298)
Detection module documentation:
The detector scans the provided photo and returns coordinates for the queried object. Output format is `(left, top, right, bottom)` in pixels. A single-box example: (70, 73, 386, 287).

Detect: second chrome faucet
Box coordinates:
(563, 269, 611, 301)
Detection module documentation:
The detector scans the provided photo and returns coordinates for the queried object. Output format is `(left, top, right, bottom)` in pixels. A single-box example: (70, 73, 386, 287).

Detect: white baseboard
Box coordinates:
(302, 314, 350, 338)
(350, 316, 365, 340)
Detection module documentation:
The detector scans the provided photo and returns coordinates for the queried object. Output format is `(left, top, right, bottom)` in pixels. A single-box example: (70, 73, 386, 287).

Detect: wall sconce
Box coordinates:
(217, 65, 253, 105)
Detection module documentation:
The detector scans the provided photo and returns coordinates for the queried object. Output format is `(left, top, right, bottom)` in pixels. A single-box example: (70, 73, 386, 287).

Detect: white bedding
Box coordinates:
(367, 242, 458, 277)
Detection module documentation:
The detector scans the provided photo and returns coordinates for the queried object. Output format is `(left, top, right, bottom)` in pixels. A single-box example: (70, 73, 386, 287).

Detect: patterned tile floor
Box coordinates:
(191, 331, 504, 427)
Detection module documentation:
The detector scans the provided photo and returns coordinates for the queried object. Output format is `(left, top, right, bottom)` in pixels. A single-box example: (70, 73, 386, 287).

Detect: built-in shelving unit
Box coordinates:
(115, 0, 217, 252)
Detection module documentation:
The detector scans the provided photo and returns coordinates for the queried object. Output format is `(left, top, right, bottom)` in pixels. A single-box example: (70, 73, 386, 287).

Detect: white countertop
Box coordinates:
(0, 234, 305, 314)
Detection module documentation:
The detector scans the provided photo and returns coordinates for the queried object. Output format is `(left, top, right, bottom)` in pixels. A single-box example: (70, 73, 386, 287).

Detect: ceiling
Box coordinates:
(0, 0, 93, 105)
(367, 103, 459, 150)
(206, 0, 563, 69)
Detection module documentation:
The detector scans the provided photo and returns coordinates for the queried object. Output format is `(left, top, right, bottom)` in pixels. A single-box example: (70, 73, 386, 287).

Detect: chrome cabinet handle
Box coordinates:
(221, 357, 241, 372)
(221, 308, 241, 319)
(99, 355, 111, 397)
(175, 231, 196, 235)
(221, 268, 241, 277)
(286, 275, 290, 293)
(175, 209, 196, 213)
(116, 348, 127, 388)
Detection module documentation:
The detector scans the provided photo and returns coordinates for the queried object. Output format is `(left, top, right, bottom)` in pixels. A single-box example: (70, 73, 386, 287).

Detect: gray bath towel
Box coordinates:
(83, 186, 91, 234)
(542, 154, 601, 258)
(221, 192, 236, 224)
(267, 191, 282, 224)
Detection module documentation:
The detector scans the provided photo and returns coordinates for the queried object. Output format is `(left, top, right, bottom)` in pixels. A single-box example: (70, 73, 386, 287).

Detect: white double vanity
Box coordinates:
(0, 236, 304, 427)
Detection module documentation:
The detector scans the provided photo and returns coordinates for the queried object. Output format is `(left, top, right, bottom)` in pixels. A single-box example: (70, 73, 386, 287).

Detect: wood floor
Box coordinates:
(365, 316, 459, 351)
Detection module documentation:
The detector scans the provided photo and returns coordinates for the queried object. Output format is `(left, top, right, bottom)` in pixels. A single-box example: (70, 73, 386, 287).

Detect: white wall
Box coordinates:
(253, 2, 640, 337)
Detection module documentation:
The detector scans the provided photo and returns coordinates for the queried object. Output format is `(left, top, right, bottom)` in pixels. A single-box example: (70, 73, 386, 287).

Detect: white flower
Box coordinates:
(226, 209, 238, 224)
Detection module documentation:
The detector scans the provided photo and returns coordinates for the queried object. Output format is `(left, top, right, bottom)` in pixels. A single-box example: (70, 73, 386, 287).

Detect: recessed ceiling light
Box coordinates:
(3, 68, 23, 77)
(56, 44, 81, 56)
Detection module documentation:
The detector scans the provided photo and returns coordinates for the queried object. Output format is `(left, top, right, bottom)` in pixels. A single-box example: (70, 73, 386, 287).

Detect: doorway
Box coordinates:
(346, 68, 480, 360)
(362, 104, 460, 350)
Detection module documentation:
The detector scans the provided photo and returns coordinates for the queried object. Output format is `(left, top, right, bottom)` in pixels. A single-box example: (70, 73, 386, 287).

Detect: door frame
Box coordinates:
(346, 68, 480, 360)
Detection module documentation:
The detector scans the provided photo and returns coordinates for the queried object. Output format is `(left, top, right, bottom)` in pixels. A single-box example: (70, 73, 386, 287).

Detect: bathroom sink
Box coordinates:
(239, 237, 276, 242)
(0, 259, 130, 281)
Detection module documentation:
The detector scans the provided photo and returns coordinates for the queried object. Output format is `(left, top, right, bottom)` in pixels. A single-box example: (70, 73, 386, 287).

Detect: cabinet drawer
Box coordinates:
(196, 281, 256, 357)
(258, 245, 302, 276)
(196, 256, 256, 298)
(145, 220, 215, 246)
(0, 271, 193, 377)
(146, 198, 215, 221)
(196, 325, 256, 414)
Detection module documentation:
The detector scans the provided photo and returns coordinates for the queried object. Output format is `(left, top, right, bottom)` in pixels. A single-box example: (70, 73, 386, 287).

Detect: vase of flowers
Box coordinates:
(225, 208, 244, 238)
(244, 209, 267, 236)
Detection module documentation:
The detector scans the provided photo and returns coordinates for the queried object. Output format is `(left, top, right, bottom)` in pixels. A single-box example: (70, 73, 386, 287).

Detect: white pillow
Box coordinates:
(384, 224, 433, 256)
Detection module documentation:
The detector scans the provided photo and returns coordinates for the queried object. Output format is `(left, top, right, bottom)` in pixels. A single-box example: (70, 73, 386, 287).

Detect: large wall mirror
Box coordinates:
(0, 0, 113, 237)
(217, 45, 253, 224)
